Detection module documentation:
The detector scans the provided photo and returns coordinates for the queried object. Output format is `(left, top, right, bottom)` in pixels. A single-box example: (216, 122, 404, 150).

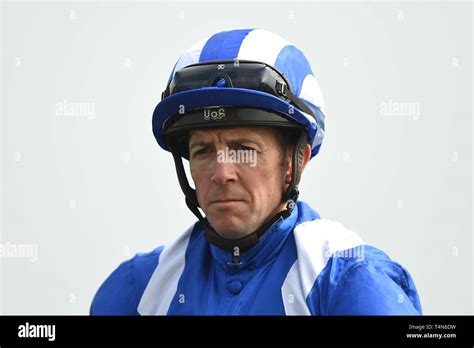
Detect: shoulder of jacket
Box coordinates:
(293, 218, 365, 257)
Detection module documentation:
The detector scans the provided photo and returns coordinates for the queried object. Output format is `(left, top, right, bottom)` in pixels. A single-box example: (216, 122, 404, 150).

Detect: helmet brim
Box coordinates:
(152, 87, 320, 157)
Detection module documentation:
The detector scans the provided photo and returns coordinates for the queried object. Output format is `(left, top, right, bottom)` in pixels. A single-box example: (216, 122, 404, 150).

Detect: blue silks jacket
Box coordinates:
(90, 201, 422, 315)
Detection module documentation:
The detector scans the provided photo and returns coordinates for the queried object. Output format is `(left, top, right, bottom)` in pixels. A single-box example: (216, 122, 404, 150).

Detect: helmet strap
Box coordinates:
(283, 130, 307, 203)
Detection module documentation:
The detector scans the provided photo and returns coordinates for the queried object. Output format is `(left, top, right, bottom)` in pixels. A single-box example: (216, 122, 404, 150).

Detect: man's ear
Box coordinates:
(301, 144, 312, 171)
(284, 144, 312, 184)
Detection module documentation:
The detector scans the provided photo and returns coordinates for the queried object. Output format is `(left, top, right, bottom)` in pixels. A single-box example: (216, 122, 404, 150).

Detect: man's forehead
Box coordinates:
(189, 127, 267, 141)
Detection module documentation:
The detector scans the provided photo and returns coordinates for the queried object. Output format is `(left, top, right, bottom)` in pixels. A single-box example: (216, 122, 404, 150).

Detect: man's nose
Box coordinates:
(211, 158, 237, 185)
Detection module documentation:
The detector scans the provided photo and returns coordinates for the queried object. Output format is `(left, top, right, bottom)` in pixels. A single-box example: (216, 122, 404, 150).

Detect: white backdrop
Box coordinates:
(1, 1, 472, 314)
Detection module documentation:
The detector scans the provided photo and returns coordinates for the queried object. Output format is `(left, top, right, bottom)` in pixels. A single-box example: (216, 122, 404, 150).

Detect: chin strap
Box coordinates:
(202, 201, 294, 253)
(168, 131, 307, 257)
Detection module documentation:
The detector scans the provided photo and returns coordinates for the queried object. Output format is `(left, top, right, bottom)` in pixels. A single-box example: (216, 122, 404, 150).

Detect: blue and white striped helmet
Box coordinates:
(153, 28, 326, 159)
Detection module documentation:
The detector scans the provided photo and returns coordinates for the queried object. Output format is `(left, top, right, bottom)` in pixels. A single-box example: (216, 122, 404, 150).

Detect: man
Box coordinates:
(90, 28, 422, 315)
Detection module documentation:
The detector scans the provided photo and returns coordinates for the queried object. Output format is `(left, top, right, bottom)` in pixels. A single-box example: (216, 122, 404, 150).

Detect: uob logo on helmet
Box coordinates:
(203, 108, 226, 120)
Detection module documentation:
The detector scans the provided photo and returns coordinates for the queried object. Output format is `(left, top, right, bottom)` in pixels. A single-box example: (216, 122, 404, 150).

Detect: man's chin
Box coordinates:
(208, 219, 251, 240)
(216, 230, 247, 240)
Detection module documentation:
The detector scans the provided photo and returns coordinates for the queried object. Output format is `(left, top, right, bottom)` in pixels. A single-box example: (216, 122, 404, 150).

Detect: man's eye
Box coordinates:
(193, 147, 210, 157)
(236, 145, 255, 151)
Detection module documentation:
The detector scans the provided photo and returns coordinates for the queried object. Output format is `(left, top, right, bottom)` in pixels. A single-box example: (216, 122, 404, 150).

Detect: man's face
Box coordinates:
(189, 127, 291, 239)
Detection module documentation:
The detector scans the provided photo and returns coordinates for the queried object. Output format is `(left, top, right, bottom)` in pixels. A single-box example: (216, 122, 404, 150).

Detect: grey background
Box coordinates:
(1, 1, 472, 314)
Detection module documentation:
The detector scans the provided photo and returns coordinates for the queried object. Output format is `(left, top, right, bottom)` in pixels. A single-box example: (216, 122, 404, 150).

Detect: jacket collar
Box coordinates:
(207, 201, 320, 271)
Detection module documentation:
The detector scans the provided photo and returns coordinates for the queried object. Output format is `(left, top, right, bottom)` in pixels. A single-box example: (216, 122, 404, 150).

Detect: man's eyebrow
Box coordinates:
(189, 140, 210, 151)
(227, 138, 261, 146)
(189, 137, 261, 149)
(227, 138, 261, 147)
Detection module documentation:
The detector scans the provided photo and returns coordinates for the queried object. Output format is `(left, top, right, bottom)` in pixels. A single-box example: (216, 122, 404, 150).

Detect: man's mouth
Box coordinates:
(209, 199, 245, 206)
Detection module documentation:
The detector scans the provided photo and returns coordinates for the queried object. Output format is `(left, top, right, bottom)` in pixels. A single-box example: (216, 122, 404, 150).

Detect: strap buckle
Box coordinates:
(276, 79, 287, 97)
